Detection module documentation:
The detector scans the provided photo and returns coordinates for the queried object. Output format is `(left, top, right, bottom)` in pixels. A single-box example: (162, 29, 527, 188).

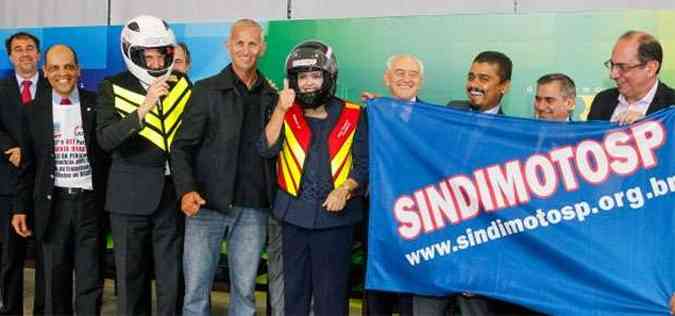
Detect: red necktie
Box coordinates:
(20, 80, 32, 105)
(60, 98, 72, 105)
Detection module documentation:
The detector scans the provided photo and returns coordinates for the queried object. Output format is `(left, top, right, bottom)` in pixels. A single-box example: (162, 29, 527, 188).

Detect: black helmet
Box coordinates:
(285, 40, 337, 108)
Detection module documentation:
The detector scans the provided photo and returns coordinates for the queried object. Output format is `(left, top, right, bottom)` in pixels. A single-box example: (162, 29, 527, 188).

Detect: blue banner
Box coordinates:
(365, 98, 675, 315)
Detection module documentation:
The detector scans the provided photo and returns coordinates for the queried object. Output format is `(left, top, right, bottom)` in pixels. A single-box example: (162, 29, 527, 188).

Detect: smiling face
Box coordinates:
(227, 24, 265, 74)
(465, 62, 510, 112)
(9, 36, 40, 78)
(609, 37, 659, 103)
(297, 70, 324, 93)
(534, 81, 575, 121)
(384, 56, 423, 101)
(43, 45, 80, 97)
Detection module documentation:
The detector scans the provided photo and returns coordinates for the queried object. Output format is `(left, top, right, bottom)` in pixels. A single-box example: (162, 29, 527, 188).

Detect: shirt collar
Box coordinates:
(483, 104, 501, 115)
(15, 72, 38, 88)
(52, 88, 80, 106)
(617, 80, 659, 108)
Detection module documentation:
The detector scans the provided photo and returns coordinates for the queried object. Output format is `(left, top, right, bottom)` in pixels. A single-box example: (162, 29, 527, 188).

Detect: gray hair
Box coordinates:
(386, 54, 424, 76)
(537, 73, 576, 99)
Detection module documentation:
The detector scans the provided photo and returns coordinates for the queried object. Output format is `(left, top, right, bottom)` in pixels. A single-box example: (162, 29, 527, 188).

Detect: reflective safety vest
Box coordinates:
(277, 102, 362, 197)
(112, 74, 192, 152)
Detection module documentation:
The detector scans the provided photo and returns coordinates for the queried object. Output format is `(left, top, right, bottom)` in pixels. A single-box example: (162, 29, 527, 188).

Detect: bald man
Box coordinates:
(13, 44, 107, 315)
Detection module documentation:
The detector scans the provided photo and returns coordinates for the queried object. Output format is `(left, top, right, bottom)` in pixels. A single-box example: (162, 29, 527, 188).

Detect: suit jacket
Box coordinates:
(0, 74, 50, 195)
(171, 65, 278, 212)
(15, 88, 109, 240)
(447, 99, 505, 115)
(96, 71, 176, 215)
(587, 81, 675, 121)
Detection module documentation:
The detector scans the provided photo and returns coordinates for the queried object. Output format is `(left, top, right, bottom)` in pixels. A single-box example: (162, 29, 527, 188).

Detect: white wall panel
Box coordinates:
(517, 0, 675, 13)
(110, 0, 287, 25)
(0, 0, 107, 28)
(291, 0, 514, 19)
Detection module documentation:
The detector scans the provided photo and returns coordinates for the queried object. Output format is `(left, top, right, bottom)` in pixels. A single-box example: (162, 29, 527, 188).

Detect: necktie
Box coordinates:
(60, 98, 72, 105)
(20, 80, 32, 105)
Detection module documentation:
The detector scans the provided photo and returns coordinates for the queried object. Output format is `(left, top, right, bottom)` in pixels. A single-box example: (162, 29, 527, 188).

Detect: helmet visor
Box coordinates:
(128, 45, 175, 77)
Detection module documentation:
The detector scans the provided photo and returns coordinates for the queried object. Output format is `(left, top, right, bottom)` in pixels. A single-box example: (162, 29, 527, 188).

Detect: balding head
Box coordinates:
(43, 44, 80, 97)
(384, 54, 424, 101)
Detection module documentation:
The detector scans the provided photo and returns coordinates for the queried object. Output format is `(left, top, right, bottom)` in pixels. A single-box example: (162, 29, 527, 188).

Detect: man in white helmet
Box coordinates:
(96, 15, 191, 315)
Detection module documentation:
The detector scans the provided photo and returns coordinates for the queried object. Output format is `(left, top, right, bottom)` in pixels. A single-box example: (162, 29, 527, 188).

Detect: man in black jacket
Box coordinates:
(12, 44, 107, 316)
(588, 31, 675, 124)
(0, 31, 48, 315)
(171, 18, 278, 316)
(96, 15, 188, 316)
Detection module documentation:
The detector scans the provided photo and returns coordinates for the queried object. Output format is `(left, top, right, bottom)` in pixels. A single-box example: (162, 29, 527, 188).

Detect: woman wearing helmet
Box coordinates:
(258, 40, 368, 315)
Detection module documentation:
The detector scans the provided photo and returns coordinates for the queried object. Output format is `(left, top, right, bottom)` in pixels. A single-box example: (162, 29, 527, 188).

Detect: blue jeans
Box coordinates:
(183, 207, 268, 316)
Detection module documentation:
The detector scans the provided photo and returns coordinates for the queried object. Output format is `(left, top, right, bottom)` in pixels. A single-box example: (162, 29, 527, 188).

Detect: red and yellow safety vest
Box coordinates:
(277, 102, 362, 197)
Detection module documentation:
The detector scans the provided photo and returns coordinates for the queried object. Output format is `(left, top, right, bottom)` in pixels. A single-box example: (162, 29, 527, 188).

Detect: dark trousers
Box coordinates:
(365, 291, 412, 316)
(0, 195, 46, 316)
(413, 294, 542, 316)
(109, 182, 183, 316)
(41, 189, 103, 315)
(283, 223, 354, 316)
(0, 195, 25, 315)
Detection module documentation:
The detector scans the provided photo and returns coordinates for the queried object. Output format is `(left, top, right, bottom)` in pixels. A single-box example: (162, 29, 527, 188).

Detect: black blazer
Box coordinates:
(15, 88, 109, 240)
(0, 74, 49, 195)
(587, 81, 675, 121)
(96, 71, 179, 215)
(171, 65, 278, 212)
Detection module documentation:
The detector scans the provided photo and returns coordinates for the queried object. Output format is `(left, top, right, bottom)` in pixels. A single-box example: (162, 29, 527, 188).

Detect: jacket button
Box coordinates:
(46, 195, 51, 200)
(50, 174, 54, 179)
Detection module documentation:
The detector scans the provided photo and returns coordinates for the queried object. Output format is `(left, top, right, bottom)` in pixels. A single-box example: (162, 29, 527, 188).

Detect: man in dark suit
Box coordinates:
(361, 54, 425, 316)
(12, 44, 106, 316)
(588, 31, 675, 124)
(96, 15, 187, 316)
(0, 31, 48, 315)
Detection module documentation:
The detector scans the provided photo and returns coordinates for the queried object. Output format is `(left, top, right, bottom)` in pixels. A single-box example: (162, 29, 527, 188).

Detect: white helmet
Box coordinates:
(120, 15, 176, 85)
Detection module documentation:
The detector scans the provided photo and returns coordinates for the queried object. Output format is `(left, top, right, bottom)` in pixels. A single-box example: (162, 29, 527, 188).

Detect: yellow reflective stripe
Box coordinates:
(279, 152, 298, 196)
(344, 102, 360, 110)
(282, 141, 302, 187)
(163, 78, 188, 114)
(334, 155, 352, 188)
(167, 120, 182, 152)
(165, 89, 191, 131)
(114, 97, 138, 114)
(330, 129, 356, 173)
(112, 84, 145, 105)
(283, 123, 306, 164)
(144, 111, 163, 131)
(138, 128, 166, 151)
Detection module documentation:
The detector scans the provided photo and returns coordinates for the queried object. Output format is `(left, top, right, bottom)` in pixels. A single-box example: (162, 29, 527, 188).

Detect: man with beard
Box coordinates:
(588, 31, 675, 124)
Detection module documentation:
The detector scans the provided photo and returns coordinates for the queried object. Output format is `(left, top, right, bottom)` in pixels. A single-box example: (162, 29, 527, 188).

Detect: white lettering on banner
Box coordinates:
(404, 173, 675, 266)
(393, 120, 667, 240)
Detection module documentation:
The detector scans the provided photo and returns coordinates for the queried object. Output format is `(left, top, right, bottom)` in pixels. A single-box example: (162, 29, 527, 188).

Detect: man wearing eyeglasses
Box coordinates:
(588, 30, 675, 124)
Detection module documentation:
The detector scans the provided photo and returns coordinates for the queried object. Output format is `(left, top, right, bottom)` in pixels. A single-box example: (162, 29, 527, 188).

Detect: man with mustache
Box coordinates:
(588, 31, 675, 124)
(448, 51, 511, 114)
(0, 31, 48, 315)
(415, 51, 540, 315)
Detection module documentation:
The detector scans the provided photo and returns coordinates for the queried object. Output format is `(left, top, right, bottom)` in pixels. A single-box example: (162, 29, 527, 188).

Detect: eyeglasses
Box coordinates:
(604, 60, 645, 73)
